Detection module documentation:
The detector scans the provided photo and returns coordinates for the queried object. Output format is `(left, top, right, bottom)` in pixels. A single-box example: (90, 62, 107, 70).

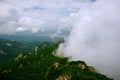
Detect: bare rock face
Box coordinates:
(6, 42, 12, 47)
(15, 53, 27, 61)
(28, 61, 30, 64)
(0, 49, 3, 54)
(45, 62, 59, 78)
(19, 64, 23, 69)
(52, 49, 57, 56)
(53, 62, 59, 68)
(78, 63, 86, 70)
(15, 53, 24, 61)
(56, 75, 71, 80)
(0, 49, 5, 54)
(35, 46, 39, 55)
(2, 69, 12, 74)
(88, 66, 97, 73)
(42, 44, 47, 48)
(45, 66, 52, 78)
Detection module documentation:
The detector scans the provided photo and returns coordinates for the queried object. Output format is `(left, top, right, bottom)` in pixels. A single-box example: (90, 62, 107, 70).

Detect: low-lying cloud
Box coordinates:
(57, 0, 120, 80)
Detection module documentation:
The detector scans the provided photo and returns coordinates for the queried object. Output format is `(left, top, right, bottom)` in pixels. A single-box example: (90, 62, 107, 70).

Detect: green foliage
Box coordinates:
(0, 39, 38, 60)
(0, 41, 113, 80)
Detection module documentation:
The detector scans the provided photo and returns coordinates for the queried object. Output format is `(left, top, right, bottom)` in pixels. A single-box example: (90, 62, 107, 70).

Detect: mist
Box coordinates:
(57, 0, 120, 80)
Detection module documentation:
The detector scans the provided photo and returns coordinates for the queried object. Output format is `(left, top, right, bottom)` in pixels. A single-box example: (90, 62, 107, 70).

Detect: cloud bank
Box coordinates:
(57, 0, 120, 80)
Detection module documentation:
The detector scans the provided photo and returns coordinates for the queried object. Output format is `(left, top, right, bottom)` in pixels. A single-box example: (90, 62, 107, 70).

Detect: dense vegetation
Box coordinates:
(0, 41, 113, 80)
(0, 38, 43, 60)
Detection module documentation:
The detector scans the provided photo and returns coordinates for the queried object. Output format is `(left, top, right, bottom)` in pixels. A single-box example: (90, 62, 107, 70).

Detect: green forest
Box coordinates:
(0, 40, 113, 80)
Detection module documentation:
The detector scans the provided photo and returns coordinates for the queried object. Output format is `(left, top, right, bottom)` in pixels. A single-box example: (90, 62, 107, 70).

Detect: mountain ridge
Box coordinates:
(0, 41, 113, 80)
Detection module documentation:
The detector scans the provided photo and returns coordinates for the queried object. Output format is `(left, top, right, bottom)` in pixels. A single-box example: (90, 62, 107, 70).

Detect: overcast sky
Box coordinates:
(0, 0, 94, 35)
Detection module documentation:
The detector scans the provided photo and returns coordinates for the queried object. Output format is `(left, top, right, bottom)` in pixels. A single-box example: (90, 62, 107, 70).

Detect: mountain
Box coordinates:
(0, 38, 41, 60)
(0, 35, 64, 42)
(0, 41, 113, 80)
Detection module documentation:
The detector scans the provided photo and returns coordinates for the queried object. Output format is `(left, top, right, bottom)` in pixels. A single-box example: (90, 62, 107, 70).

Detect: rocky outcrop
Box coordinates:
(45, 62, 59, 78)
(35, 46, 39, 55)
(15, 53, 27, 61)
(52, 49, 57, 56)
(56, 75, 71, 80)
(42, 44, 47, 48)
(19, 64, 23, 69)
(88, 66, 97, 73)
(53, 62, 59, 68)
(78, 63, 86, 70)
(0, 49, 5, 54)
(2, 69, 12, 74)
(28, 61, 30, 64)
(45, 66, 52, 78)
(6, 42, 12, 47)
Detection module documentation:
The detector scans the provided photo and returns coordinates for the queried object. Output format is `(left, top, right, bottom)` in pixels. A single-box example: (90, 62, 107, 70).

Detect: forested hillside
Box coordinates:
(0, 38, 40, 60)
(0, 41, 113, 80)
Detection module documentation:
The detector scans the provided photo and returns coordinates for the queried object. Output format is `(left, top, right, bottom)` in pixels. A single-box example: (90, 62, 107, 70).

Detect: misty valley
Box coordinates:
(0, 36, 113, 80)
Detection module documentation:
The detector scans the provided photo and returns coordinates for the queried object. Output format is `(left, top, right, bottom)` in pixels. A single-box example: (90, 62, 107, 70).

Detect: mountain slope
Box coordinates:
(0, 42, 113, 80)
(0, 38, 41, 60)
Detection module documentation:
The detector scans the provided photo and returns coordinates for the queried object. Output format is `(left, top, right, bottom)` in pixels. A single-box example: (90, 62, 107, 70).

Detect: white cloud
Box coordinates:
(16, 27, 27, 32)
(0, 0, 87, 34)
(57, 0, 120, 80)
